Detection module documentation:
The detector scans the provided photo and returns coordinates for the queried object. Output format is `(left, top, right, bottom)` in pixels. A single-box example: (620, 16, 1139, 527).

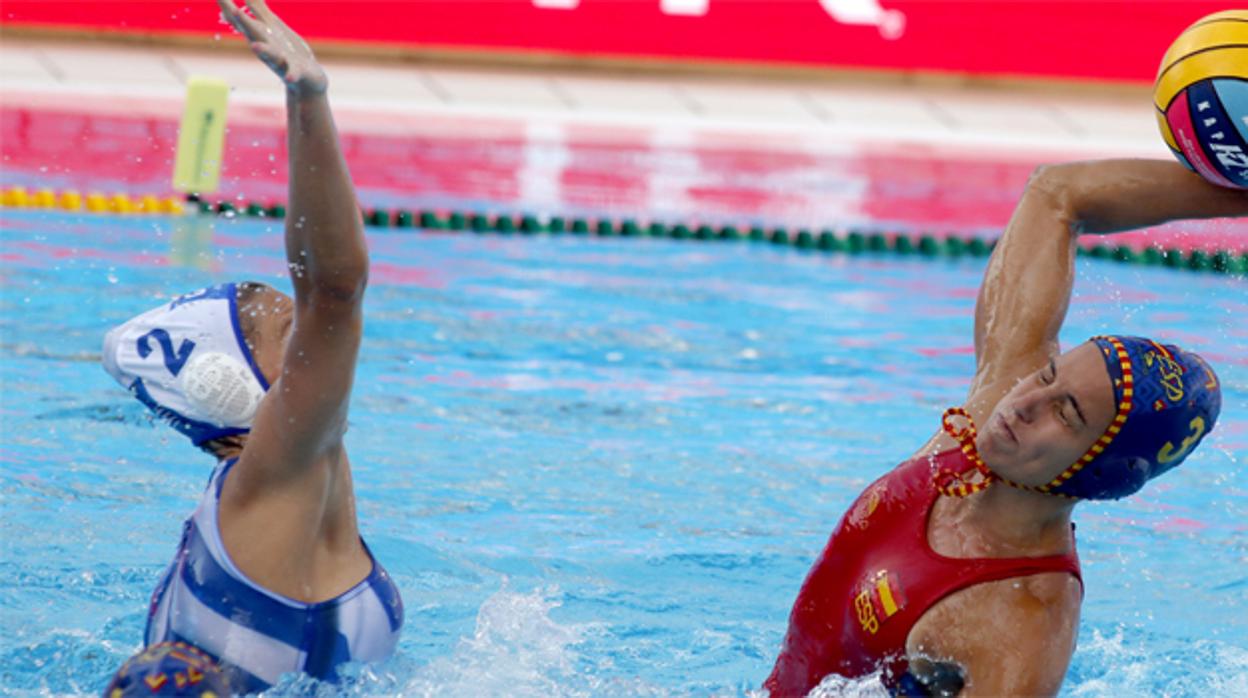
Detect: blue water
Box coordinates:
(1, 209, 1245, 696)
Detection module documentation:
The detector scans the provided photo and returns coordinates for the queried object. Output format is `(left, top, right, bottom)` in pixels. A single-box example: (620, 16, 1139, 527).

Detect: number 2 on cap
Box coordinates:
(136, 328, 196, 376)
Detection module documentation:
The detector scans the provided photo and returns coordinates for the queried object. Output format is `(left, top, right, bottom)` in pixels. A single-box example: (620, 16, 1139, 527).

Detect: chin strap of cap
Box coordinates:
(936, 407, 1080, 500)
(935, 407, 999, 497)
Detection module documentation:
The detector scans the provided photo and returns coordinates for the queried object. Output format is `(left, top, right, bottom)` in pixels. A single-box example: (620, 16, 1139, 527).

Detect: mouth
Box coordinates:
(995, 413, 1018, 445)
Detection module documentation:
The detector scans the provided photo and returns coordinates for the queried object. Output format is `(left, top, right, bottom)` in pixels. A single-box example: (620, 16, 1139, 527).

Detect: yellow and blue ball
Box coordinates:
(1154, 10, 1248, 190)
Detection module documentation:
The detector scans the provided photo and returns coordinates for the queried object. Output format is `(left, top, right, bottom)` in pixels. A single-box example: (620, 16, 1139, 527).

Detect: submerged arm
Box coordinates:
(971, 159, 1248, 396)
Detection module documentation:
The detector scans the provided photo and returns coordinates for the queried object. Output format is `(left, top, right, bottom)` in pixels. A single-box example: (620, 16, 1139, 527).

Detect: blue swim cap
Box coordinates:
(104, 642, 231, 697)
(1041, 336, 1221, 500)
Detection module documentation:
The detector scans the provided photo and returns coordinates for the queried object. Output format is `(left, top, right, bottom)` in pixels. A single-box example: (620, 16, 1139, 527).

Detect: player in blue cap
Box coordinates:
(103, 0, 401, 691)
(104, 643, 231, 697)
(765, 159, 1245, 697)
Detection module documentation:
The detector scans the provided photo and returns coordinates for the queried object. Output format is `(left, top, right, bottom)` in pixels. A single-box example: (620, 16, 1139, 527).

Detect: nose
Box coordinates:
(1012, 382, 1058, 424)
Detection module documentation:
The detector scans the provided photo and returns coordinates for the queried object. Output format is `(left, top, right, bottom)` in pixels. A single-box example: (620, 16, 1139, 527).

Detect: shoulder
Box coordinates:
(908, 572, 1082, 696)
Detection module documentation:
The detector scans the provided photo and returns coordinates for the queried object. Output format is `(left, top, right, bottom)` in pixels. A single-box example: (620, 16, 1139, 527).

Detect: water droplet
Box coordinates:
(107, 273, 119, 284)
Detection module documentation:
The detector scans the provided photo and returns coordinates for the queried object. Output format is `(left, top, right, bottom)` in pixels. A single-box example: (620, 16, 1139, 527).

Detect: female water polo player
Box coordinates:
(101, 0, 401, 690)
(764, 160, 1246, 697)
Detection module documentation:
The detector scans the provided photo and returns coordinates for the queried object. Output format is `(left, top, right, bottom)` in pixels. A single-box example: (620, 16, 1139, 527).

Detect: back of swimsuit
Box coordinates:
(146, 458, 404, 692)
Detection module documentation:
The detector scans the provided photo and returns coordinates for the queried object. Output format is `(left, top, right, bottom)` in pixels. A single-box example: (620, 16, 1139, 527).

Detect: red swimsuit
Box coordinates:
(764, 449, 1082, 697)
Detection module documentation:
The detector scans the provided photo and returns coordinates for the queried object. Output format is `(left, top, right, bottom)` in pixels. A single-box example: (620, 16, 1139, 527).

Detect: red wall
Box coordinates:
(0, 1, 1230, 83)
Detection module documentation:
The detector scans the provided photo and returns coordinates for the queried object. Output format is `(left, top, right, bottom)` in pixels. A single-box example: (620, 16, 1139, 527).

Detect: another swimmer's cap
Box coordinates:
(103, 642, 231, 697)
(178, 351, 265, 427)
(1046, 336, 1221, 500)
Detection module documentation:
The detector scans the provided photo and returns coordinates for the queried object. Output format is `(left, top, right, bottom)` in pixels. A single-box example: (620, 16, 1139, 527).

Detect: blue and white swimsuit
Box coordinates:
(146, 458, 405, 692)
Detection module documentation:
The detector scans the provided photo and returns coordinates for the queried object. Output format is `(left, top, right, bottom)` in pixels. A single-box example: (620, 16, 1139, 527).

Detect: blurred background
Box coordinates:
(3, 0, 1245, 251)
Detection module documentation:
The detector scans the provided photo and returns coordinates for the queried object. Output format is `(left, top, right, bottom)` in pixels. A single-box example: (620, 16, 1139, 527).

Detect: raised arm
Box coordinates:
(970, 159, 1248, 398)
(219, 0, 368, 484)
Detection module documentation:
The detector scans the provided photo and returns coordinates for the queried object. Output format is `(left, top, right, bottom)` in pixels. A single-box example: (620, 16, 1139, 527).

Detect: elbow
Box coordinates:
(303, 263, 368, 308)
(1024, 164, 1087, 232)
(296, 240, 370, 303)
(315, 269, 368, 305)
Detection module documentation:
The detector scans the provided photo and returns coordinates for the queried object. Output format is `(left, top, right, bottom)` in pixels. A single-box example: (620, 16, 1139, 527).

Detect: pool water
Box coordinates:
(1, 209, 1245, 696)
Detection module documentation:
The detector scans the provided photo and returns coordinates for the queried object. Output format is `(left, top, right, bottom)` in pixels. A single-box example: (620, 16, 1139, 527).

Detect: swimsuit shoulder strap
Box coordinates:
(898, 450, 1084, 620)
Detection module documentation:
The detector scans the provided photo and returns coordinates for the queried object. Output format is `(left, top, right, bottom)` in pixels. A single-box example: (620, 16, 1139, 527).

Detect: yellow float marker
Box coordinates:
(172, 76, 229, 195)
(171, 76, 227, 268)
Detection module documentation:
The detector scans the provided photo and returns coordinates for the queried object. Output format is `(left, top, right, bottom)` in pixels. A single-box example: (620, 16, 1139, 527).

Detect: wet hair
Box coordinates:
(234, 281, 280, 354)
(199, 433, 246, 459)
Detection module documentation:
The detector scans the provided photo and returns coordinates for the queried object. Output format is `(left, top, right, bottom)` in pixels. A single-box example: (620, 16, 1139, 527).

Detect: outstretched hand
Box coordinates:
(218, 0, 327, 95)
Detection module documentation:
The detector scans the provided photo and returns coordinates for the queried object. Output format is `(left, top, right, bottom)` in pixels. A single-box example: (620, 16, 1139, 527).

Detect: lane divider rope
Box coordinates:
(202, 196, 1246, 277)
(2, 187, 1244, 276)
(1, 186, 185, 215)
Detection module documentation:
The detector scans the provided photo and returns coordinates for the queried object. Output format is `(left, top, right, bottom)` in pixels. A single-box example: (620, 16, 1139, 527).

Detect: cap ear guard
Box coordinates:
(1046, 336, 1221, 500)
(178, 351, 266, 427)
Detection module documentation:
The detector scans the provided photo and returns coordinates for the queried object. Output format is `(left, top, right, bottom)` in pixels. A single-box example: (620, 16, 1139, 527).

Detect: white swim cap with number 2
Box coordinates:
(102, 283, 271, 445)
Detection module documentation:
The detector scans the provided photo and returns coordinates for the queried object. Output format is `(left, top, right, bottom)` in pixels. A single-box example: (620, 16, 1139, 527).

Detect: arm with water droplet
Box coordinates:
(969, 160, 1247, 402)
(219, 0, 366, 480)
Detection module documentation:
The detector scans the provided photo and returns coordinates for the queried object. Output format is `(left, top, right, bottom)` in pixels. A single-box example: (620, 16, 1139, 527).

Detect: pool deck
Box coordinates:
(0, 35, 1164, 158)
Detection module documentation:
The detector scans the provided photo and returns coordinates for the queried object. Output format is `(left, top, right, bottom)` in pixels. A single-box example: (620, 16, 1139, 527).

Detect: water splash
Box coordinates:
(1066, 627, 1248, 697)
(405, 586, 584, 696)
(803, 670, 889, 698)
(264, 586, 665, 698)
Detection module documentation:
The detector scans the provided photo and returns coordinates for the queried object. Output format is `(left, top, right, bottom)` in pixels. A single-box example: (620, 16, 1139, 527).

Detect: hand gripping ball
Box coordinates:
(1154, 10, 1248, 190)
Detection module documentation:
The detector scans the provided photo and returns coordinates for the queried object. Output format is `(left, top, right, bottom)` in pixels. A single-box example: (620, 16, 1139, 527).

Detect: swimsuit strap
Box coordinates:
(936, 408, 1079, 500)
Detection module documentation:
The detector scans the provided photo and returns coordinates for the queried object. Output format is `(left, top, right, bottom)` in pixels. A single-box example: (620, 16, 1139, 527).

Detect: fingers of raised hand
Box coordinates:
(244, 0, 298, 36)
(216, 0, 242, 31)
(242, 0, 277, 23)
(217, 0, 267, 41)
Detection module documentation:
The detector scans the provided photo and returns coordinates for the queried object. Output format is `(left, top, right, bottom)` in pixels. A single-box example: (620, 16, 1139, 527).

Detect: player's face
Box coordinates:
(979, 342, 1117, 488)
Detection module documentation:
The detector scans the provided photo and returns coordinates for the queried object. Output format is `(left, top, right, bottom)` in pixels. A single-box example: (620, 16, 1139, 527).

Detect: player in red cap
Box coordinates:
(764, 160, 1246, 696)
